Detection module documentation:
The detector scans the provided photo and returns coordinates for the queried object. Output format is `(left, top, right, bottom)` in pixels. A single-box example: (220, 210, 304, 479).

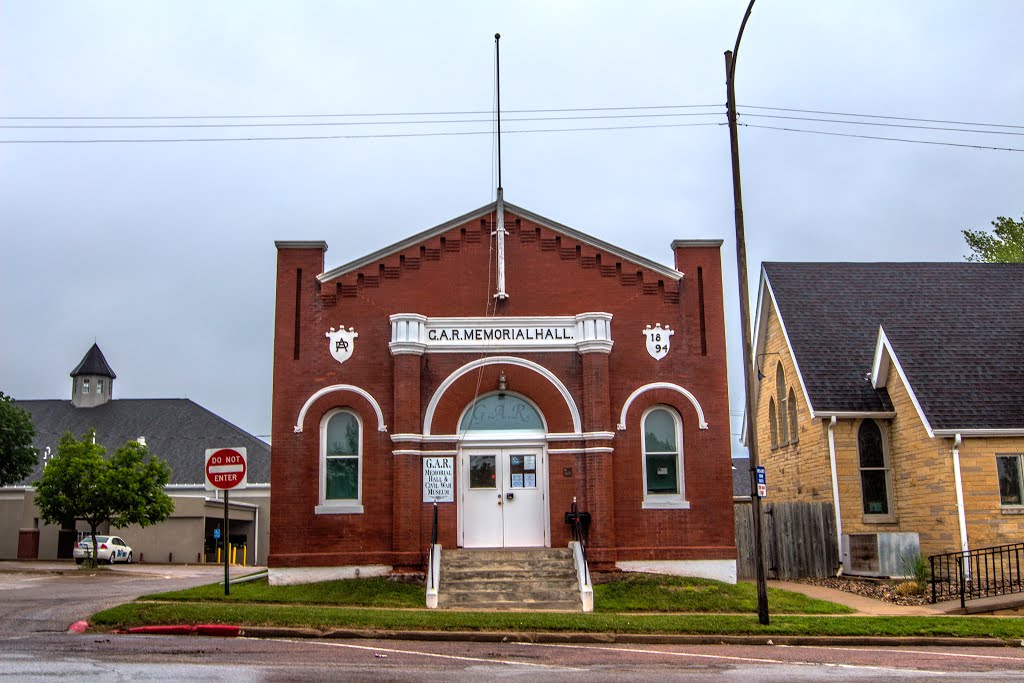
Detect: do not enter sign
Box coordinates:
(205, 447, 248, 491)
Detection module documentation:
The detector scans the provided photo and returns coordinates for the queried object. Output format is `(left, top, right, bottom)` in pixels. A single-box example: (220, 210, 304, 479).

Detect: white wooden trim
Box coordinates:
(294, 384, 387, 433)
(617, 382, 709, 430)
(423, 356, 582, 435)
(868, 327, 934, 438)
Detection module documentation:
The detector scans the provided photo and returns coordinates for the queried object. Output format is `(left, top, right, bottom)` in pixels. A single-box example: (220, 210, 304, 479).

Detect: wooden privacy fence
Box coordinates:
(735, 501, 839, 579)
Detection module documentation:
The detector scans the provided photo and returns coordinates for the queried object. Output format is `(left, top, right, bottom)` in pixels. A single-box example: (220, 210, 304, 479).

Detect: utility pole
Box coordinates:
(725, 0, 769, 626)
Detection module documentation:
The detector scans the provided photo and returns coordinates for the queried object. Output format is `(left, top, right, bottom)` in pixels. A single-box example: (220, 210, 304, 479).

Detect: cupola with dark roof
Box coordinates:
(70, 343, 116, 408)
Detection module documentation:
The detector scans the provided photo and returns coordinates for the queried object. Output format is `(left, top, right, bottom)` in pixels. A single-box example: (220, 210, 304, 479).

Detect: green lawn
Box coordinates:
(594, 574, 847, 614)
(87, 574, 1024, 642)
(145, 575, 848, 615)
(90, 601, 1024, 641)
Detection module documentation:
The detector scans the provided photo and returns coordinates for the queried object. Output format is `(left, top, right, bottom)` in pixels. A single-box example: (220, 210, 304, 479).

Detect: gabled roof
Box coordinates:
(761, 262, 1024, 432)
(70, 343, 116, 379)
(317, 199, 683, 284)
(12, 398, 270, 486)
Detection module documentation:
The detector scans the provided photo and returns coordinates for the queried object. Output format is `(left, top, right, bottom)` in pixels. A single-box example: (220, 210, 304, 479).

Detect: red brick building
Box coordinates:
(270, 200, 736, 585)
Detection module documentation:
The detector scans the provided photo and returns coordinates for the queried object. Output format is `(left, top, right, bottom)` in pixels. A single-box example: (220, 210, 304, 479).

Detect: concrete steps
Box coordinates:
(439, 547, 582, 611)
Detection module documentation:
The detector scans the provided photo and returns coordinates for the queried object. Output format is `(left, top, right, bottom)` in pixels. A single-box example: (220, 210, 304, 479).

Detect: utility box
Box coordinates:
(842, 532, 920, 578)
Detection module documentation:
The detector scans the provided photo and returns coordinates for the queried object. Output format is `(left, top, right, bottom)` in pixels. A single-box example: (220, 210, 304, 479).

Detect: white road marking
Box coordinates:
(525, 642, 950, 675)
(779, 643, 1024, 663)
(259, 638, 586, 671)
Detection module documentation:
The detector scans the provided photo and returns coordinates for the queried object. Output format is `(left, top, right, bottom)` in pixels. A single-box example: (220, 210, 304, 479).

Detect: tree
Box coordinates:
(963, 216, 1024, 263)
(34, 431, 174, 567)
(0, 391, 37, 486)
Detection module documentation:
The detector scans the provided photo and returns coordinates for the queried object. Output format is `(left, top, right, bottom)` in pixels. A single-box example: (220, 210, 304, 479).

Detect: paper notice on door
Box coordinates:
(524, 455, 536, 471)
(511, 474, 524, 488)
(524, 473, 536, 488)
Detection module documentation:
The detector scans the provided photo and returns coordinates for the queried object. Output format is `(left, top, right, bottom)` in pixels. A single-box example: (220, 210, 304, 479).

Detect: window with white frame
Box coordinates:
(82, 379, 90, 394)
(997, 455, 1024, 507)
(317, 408, 363, 514)
(96, 379, 104, 395)
(641, 406, 687, 509)
(858, 419, 893, 518)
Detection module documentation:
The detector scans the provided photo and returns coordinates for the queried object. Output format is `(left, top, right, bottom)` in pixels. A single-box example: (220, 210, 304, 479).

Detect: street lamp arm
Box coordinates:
(728, 0, 758, 84)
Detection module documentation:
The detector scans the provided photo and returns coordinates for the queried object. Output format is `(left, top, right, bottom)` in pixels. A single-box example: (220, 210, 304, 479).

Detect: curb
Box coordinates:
(117, 624, 1012, 647)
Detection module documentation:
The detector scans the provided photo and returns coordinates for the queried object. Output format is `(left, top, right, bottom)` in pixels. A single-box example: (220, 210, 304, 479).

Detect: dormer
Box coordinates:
(70, 343, 116, 408)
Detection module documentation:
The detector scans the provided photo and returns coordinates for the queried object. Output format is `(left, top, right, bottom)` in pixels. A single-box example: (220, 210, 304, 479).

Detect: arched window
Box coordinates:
(459, 393, 544, 432)
(858, 419, 892, 517)
(775, 363, 789, 446)
(768, 398, 779, 449)
(317, 409, 363, 514)
(641, 406, 688, 509)
(787, 388, 799, 445)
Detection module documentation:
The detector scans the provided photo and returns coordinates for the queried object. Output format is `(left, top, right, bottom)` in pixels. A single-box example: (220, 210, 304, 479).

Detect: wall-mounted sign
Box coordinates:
(423, 456, 454, 503)
(390, 313, 613, 354)
(756, 465, 767, 498)
(643, 323, 674, 361)
(326, 325, 358, 364)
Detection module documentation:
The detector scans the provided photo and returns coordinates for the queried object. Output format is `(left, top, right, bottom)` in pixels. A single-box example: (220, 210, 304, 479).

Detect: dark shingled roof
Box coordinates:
(70, 343, 117, 379)
(764, 262, 1024, 431)
(12, 399, 270, 486)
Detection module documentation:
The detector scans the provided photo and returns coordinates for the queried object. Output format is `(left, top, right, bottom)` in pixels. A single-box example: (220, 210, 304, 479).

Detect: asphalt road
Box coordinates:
(2, 632, 1024, 681)
(2, 563, 1024, 681)
(0, 561, 257, 634)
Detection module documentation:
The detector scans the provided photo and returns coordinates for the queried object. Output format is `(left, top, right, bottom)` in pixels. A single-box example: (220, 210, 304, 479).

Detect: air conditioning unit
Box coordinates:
(841, 532, 920, 578)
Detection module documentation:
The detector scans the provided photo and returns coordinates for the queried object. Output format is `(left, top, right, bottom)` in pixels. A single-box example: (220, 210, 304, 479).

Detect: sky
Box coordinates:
(2, 1, 1022, 454)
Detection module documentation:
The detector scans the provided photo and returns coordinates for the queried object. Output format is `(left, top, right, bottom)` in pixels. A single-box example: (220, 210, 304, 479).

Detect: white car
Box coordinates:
(73, 535, 133, 564)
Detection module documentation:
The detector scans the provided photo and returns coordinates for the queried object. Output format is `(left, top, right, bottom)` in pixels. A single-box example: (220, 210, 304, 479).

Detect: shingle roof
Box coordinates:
(70, 343, 117, 379)
(12, 399, 270, 486)
(764, 262, 1024, 431)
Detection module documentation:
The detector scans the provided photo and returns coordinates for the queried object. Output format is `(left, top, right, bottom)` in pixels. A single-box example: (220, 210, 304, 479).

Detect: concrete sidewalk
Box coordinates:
(768, 579, 970, 616)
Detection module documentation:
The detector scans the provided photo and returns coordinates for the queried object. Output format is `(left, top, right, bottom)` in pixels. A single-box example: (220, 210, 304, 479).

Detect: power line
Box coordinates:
(0, 104, 723, 121)
(0, 121, 724, 144)
(739, 112, 1024, 137)
(0, 111, 725, 130)
(741, 105, 1024, 131)
(742, 123, 1024, 152)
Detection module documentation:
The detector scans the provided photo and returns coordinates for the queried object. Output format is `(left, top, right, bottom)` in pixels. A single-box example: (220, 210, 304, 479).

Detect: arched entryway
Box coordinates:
(457, 392, 549, 548)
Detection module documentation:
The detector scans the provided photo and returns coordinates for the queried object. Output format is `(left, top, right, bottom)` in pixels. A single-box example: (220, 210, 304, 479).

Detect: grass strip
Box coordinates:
(146, 577, 423, 608)
(593, 575, 850, 614)
(91, 601, 1024, 640)
(144, 576, 851, 615)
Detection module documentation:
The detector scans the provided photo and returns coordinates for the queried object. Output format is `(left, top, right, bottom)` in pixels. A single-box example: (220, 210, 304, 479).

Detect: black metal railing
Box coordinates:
(930, 541, 1024, 608)
(428, 502, 438, 591)
(566, 498, 591, 581)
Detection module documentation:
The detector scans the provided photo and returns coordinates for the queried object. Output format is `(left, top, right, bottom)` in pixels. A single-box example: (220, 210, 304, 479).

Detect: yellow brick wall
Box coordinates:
(829, 359, 959, 558)
(958, 437, 1024, 550)
(753, 297, 832, 502)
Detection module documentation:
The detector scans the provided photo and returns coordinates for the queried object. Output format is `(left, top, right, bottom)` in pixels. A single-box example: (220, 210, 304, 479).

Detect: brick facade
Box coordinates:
(270, 205, 736, 575)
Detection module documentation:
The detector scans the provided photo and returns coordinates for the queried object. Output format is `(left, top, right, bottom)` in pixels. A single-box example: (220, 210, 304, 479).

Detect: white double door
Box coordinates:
(460, 446, 547, 548)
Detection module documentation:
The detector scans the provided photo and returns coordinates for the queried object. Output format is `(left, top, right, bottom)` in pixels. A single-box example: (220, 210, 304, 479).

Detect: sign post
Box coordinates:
(205, 448, 248, 595)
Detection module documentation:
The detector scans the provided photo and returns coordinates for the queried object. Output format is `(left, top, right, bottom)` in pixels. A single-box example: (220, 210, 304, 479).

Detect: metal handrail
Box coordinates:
(930, 541, 1024, 608)
(569, 498, 589, 580)
(429, 502, 438, 590)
